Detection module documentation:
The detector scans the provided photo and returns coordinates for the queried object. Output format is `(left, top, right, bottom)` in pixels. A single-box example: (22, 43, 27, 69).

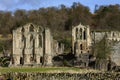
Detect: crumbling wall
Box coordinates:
(72, 23, 92, 67)
(111, 42, 120, 66)
(92, 31, 120, 66)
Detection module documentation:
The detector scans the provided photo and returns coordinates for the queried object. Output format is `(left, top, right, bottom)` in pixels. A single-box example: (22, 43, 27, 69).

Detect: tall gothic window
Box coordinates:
(80, 28, 82, 39)
(39, 35, 42, 47)
(83, 30, 86, 40)
(76, 28, 78, 39)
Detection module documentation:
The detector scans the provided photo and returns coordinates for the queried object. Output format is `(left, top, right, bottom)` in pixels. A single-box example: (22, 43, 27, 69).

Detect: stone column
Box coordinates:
(44, 29, 53, 66)
(86, 26, 91, 47)
(72, 27, 76, 54)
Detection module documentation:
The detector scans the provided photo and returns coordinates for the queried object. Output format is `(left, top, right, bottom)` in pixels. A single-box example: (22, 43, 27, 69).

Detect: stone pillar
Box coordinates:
(24, 49, 31, 65)
(72, 27, 76, 54)
(44, 29, 53, 66)
(86, 26, 91, 47)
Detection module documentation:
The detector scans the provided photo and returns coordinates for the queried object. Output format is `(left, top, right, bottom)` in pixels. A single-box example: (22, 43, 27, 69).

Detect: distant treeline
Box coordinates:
(0, 2, 120, 40)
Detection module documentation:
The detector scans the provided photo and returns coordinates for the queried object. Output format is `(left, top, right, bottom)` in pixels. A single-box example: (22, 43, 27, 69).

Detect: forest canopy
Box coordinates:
(0, 2, 120, 39)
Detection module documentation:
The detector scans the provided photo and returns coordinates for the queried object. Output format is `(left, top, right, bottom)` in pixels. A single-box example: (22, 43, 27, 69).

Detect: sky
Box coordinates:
(0, 0, 120, 13)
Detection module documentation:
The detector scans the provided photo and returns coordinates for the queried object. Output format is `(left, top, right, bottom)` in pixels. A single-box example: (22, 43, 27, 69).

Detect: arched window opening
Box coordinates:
(79, 28, 82, 39)
(39, 35, 42, 47)
(22, 35, 26, 48)
(83, 30, 86, 40)
(29, 24, 34, 32)
(21, 27, 25, 32)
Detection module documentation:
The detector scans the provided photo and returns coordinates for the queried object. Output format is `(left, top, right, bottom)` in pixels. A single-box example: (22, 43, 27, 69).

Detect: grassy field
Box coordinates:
(0, 67, 100, 73)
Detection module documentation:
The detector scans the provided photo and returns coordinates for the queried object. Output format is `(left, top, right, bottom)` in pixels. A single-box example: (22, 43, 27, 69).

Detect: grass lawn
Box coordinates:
(0, 67, 99, 73)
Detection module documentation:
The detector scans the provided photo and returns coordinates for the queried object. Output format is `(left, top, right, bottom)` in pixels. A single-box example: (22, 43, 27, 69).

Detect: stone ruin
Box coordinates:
(72, 23, 92, 67)
(72, 23, 120, 71)
(11, 23, 64, 66)
(10, 22, 120, 70)
(92, 31, 120, 68)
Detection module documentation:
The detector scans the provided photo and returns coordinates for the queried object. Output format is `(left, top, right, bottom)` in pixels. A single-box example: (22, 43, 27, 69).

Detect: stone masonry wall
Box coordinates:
(111, 42, 120, 66)
(0, 72, 120, 80)
(92, 31, 120, 66)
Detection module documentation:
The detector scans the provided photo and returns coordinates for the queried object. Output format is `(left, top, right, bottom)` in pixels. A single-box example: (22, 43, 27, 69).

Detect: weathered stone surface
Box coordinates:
(11, 23, 64, 67)
(111, 42, 120, 66)
(72, 23, 92, 55)
(72, 23, 92, 67)
(92, 31, 120, 66)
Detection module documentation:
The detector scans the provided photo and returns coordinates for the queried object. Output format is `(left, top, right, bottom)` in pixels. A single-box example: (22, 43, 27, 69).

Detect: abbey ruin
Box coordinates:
(10, 23, 120, 70)
(11, 23, 64, 66)
(72, 24, 92, 67)
(72, 23, 120, 70)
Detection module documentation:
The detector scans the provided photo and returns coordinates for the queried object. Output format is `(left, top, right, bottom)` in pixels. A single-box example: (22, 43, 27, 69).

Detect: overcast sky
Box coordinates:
(0, 0, 120, 12)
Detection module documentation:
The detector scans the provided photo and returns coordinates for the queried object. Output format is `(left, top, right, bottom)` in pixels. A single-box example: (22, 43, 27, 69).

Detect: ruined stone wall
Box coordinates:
(44, 28, 53, 66)
(12, 23, 51, 66)
(72, 23, 91, 55)
(92, 31, 120, 43)
(111, 42, 120, 66)
(72, 23, 92, 67)
(1, 72, 120, 80)
(53, 40, 64, 55)
(12, 23, 64, 67)
(92, 31, 120, 66)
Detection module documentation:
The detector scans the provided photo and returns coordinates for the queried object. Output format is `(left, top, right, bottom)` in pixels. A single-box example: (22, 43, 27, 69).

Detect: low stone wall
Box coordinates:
(0, 72, 120, 80)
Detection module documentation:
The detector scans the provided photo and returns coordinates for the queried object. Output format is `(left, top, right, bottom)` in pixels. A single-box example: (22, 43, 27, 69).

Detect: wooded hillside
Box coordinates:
(0, 2, 120, 38)
(0, 2, 120, 52)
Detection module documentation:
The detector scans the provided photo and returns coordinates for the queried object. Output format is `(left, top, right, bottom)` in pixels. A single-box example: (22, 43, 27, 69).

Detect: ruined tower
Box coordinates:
(72, 23, 92, 67)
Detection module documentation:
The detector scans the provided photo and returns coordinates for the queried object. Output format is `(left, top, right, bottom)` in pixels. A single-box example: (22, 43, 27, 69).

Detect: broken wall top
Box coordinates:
(13, 23, 44, 33)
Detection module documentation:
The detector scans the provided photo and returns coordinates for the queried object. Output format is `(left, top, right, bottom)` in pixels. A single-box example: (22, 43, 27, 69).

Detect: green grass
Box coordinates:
(0, 67, 99, 73)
